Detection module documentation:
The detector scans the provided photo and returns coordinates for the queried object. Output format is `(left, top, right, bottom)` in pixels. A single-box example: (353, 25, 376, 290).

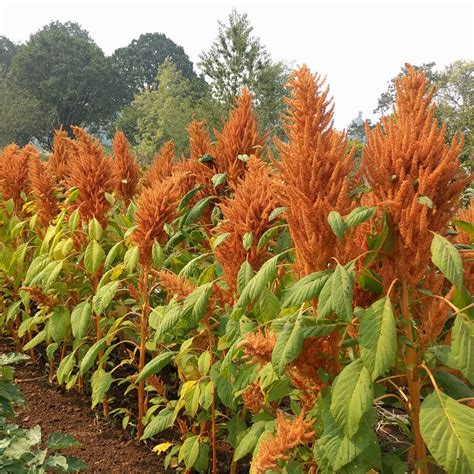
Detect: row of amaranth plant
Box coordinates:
(0, 64, 473, 473)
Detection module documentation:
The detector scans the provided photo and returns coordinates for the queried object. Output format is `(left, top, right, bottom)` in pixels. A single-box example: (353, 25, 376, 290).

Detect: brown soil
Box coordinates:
(1, 337, 164, 473)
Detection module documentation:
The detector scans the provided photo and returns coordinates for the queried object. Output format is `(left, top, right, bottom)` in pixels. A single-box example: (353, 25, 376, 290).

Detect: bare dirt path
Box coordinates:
(1, 337, 163, 473)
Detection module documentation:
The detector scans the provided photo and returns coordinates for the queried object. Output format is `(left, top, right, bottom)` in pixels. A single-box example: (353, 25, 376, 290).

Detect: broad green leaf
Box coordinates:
(420, 391, 474, 473)
(449, 314, 473, 384)
(272, 312, 305, 375)
(92, 281, 119, 315)
(57, 352, 75, 385)
(237, 260, 254, 295)
(152, 242, 164, 269)
(179, 435, 200, 469)
(359, 297, 396, 380)
(330, 359, 373, 438)
(91, 368, 113, 408)
(136, 352, 174, 382)
(257, 226, 280, 251)
(23, 330, 46, 351)
(47, 433, 80, 450)
(124, 245, 139, 273)
(453, 219, 474, 238)
(282, 270, 332, 308)
(71, 301, 92, 340)
(88, 218, 102, 240)
(184, 196, 214, 225)
(211, 172, 227, 188)
(268, 207, 287, 221)
(331, 264, 354, 322)
(48, 306, 71, 343)
(141, 408, 175, 440)
(79, 339, 107, 375)
(328, 211, 346, 239)
(431, 233, 463, 288)
(235, 255, 279, 310)
(233, 421, 266, 461)
(84, 240, 105, 275)
(434, 371, 474, 400)
(104, 241, 122, 269)
(345, 206, 376, 228)
(242, 231, 253, 251)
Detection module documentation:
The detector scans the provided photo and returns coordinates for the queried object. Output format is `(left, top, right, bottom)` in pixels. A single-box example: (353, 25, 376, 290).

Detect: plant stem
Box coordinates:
(137, 266, 150, 439)
(400, 281, 427, 474)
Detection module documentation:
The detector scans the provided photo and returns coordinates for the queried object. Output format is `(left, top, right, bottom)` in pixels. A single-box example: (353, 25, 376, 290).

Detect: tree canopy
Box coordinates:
(8, 21, 127, 145)
(112, 32, 197, 97)
(199, 9, 288, 133)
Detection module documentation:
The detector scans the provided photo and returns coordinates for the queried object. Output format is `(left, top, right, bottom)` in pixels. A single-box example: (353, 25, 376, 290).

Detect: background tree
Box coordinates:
(116, 59, 220, 161)
(374, 61, 473, 165)
(0, 36, 18, 72)
(199, 9, 289, 134)
(112, 32, 197, 98)
(9, 21, 127, 146)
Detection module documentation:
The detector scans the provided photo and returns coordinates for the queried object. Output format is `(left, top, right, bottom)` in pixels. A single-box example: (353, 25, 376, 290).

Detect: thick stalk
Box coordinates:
(400, 281, 427, 474)
(137, 266, 150, 438)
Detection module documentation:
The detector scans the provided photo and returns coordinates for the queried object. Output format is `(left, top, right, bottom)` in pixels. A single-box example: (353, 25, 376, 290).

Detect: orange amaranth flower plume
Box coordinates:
(29, 153, 59, 226)
(142, 141, 176, 188)
(156, 270, 196, 302)
(213, 89, 266, 188)
(188, 116, 213, 161)
(363, 64, 470, 285)
(67, 127, 114, 226)
(48, 129, 73, 182)
(253, 411, 315, 473)
(112, 130, 140, 203)
(214, 156, 280, 291)
(133, 173, 184, 265)
(0, 144, 34, 213)
(275, 65, 356, 276)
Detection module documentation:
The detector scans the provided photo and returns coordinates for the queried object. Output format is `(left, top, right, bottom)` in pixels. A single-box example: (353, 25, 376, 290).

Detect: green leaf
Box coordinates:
(434, 371, 474, 400)
(237, 260, 254, 295)
(91, 368, 113, 408)
(272, 311, 305, 375)
(328, 211, 346, 239)
(268, 207, 287, 221)
(124, 246, 139, 273)
(420, 391, 474, 473)
(431, 233, 463, 288)
(141, 408, 175, 440)
(136, 352, 174, 382)
(48, 306, 71, 343)
(453, 219, 474, 237)
(79, 339, 107, 375)
(84, 240, 105, 275)
(282, 270, 332, 308)
(331, 264, 354, 322)
(185, 196, 214, 225)
(359, 297, 396, 380)
(88, 218, 102, 240)
(57, 352, 75, 385)
(23, 330, 46, 351)
(330, 359, 373, 438)
(71, 301, 92, 341)
(47, 432, 80, 450)
(179, 435, 200, 469)
(211, 232, 230, 250)
(198, 351, 211, 376)
(233, 422, 266, 461)
(152, 242, 164, 269)
(242, 231, 253, 251)
(235, 255, 279, 310)
(418, 196, 433, 209)
(211, 172, 227, 188)
(104, 241, 122, 269)
(345, 206, 376, 228)
(92, 281, 119, 315)
(449, 314, 473, 384)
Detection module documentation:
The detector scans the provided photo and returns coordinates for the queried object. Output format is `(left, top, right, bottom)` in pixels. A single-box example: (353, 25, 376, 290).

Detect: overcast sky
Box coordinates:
(1, 0, 472, 128)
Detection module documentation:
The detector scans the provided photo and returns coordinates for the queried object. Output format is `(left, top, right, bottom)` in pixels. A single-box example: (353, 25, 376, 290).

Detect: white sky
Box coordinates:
(1, 0, 473, 128)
